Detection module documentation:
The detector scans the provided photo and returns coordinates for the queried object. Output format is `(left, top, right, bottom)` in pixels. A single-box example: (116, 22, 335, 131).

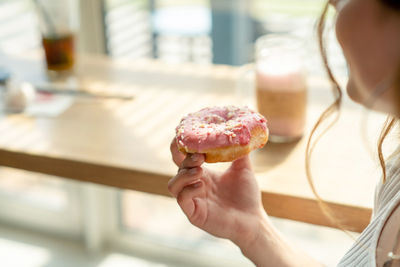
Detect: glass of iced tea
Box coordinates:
(34, 0, 78, 74)
(42, 33, 75, 72)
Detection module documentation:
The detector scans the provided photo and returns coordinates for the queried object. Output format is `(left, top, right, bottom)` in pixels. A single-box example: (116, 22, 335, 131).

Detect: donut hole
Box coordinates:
(203, 108, 242, 125)
(204, 114, 226, 124)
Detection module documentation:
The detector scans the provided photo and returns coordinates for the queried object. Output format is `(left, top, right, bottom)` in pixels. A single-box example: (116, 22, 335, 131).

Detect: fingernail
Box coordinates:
(192, 182, 202, 188)
(190, 154, 199, 161)
(188, 168, 198, 175)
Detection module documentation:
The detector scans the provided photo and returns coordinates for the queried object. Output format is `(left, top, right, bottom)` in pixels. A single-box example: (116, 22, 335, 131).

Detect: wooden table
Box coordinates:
(0, 52, 385, 233)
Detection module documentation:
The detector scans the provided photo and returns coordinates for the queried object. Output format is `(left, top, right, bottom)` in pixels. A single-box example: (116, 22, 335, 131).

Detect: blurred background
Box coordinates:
(0, 1, 363, 267)
(0, 0, 346, 70)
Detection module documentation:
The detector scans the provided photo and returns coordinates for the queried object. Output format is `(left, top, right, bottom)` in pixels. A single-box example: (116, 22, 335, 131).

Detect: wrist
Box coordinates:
(234, 211, 322, 267)
(236, 212, 279, 263)
(231, 209, 271, 251)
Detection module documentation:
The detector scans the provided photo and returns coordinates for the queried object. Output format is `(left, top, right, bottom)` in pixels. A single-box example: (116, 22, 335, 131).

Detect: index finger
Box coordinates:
(170, 138, 186, 166)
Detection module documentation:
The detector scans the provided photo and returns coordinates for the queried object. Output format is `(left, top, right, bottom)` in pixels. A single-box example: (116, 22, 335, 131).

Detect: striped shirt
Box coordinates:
(337, 153, 400, 267)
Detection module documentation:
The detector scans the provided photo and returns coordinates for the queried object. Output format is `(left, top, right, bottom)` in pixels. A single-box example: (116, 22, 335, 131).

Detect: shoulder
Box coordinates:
(376, 200, 400, 267)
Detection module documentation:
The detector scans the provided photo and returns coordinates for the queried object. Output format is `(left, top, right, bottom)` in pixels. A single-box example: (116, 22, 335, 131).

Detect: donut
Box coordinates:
(175, 106, 268, 163)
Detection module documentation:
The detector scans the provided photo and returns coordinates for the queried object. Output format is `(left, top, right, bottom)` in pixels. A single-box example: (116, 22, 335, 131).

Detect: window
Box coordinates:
(0, 0, 40, 53)
(251, 0, 347, 77)
(103, 0, 212, 64)
(103, 0, 153, 59)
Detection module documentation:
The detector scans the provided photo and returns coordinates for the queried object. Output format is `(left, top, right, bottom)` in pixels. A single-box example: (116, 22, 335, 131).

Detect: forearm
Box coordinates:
(235, 213, 323, 267)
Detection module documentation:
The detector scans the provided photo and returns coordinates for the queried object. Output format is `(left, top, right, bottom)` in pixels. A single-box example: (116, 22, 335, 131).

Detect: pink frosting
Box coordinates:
(176, 106, 267, 152)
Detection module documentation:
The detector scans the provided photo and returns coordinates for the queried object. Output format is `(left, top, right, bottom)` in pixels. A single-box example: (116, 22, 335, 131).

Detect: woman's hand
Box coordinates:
(169, 139, 323, 267)
(168, 138, 266, 247)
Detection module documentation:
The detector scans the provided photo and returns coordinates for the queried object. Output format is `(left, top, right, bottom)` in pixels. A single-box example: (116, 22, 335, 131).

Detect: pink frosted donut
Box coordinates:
(175, 106, 269, 163)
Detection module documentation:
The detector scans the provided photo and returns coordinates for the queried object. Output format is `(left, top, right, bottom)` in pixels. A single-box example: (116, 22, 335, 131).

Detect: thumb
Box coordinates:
(229, 155, 252, 172)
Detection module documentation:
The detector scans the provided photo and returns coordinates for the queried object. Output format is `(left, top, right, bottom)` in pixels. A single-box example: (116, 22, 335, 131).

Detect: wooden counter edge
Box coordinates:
(261, 192, 371, 233)
(0, 149, 371, 233)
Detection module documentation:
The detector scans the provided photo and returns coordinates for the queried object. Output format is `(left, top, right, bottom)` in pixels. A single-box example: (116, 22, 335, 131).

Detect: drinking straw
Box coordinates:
(32, 0, 57, 37)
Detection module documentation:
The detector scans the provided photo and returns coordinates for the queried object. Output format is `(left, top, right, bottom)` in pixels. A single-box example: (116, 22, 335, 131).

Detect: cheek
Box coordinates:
(335, 1, 354, 62)
(336, 10, 364, 102)
(336, 0, 400, 91)
(335, 1, 375, 104)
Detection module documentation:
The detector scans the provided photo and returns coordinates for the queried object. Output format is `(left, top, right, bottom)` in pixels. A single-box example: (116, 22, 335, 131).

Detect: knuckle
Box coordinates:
(167, 177, 177, 194)
(167, 181, 173, 192)
(176, 192, 185, 203)
(177, 187, 191, 203)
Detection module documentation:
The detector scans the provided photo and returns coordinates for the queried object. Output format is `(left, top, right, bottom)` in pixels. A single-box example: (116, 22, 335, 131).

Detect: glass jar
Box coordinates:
(255, 34, 307, 143)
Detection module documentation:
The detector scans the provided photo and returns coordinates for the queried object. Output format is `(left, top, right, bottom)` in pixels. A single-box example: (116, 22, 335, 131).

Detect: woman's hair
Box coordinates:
(307, 0, 400, 230)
